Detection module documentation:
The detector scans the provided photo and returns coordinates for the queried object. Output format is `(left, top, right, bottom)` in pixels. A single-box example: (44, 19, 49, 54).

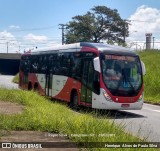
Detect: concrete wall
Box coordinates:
(0, 53, 21, 75)
(0, 59, 20, 75)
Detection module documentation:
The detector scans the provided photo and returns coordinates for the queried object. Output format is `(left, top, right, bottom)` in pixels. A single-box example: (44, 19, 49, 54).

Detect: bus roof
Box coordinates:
(80, 42, 137, 56)
(29, 42, 137, 56)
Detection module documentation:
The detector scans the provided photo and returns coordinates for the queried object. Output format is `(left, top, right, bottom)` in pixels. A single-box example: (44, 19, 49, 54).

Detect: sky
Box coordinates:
(0, 0, 160, 53)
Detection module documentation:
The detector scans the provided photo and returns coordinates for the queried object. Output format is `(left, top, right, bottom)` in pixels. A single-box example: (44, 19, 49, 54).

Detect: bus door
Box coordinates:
(45, 73, 53, 97)
(81, 59, 94, 105)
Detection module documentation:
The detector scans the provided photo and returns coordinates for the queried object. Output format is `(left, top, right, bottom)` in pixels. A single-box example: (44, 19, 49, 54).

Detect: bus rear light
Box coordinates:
(121, 104, 130, 108)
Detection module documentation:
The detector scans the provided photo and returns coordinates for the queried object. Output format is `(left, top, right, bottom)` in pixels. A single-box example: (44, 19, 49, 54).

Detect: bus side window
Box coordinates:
(49, 54, 57, 74)
(31, 56, 38, 73)
(48, 55, 53, 73)
(88, 61, 100, 94)
(37, 56, 43, 73)
(59, 53, 71, 76)
(37, 55, 47, 73)
(71, 53, 82, 80)
(24, 56, 30, 73)
(54, 53, 61, 75)
(41, 55, 48, 73)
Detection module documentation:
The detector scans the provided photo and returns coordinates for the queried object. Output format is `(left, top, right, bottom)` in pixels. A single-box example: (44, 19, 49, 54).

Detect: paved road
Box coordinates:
(0, 75, 19, 89)
(106, 103, 160, 142)
(0, 75, 160, 142)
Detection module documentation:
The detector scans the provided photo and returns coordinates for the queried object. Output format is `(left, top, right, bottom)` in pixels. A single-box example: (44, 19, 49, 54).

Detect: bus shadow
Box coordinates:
(104, 110, 146, 119)
(50, 99, 146, 119)
(77, 107, 146, 119)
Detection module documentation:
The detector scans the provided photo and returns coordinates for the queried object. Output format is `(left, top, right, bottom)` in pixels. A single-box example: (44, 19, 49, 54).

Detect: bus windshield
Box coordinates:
(102, 54, 143, 97)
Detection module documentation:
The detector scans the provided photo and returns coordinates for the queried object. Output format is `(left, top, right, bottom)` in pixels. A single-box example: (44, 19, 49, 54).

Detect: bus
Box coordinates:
(19, 42, 146, 110)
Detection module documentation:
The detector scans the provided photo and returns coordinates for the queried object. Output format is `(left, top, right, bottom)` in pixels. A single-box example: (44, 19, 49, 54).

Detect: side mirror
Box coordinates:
(93, 57, 101, 73)
(141, 61, 146, 76)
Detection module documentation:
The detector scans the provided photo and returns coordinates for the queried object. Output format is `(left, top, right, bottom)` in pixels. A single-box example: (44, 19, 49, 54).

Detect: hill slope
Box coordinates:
(138, 50, 160, 104)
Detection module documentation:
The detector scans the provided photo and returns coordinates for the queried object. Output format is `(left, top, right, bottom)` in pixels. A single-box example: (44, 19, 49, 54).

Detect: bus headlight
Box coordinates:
(138, 93, 143, 102)
(102, 90, 112, 102)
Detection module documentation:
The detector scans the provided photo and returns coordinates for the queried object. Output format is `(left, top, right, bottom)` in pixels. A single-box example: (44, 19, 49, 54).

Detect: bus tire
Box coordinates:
(34, 83, 39, 92)
(28, 82, 32, 90)
(70, 91, 79, 110)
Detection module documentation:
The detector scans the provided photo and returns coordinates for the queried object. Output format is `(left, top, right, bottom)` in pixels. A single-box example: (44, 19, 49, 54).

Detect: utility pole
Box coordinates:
(59, 24, 66, 45)
(7, 41, 8, 53)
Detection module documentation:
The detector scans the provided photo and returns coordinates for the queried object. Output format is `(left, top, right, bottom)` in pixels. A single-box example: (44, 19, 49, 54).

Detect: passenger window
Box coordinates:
(88, 61, 100, 94)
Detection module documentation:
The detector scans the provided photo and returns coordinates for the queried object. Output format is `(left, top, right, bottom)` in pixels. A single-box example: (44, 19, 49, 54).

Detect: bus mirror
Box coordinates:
(141, 61, 146, 76)
(93, 57, 101, 73)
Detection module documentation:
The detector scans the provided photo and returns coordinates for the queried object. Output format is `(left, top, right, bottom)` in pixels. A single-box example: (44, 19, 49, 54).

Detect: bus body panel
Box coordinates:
(19, 42, 145, 110)
(36, 73, 46, 90)
(33, 74, 81, 103)
(51, 76, 81, 103)
(51, 75, 68, 97)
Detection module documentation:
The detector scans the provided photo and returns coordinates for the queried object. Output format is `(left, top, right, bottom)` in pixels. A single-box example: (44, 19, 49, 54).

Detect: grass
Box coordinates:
(0, 88, 153, 151)
(138, 50, 160, 104)
(12, 73, 19, 84)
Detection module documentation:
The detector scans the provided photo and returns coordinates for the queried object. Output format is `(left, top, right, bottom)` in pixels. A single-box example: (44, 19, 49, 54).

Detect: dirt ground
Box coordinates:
(0, 101, 79, 151)
(0, 101, 24, 115)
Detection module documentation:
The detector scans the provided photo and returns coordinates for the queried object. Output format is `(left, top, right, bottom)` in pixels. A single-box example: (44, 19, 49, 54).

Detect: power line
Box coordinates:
(7, 25, 58, 32)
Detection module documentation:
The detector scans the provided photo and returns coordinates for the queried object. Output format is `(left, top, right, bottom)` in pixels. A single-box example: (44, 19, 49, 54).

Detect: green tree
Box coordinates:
(65, 6, 128, 45)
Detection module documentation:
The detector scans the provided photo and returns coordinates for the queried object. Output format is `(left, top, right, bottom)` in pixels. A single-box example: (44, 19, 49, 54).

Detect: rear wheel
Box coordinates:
(34, 83, 39, 92)
(28, 82, 32, 90)
(70, 91, 79, 110)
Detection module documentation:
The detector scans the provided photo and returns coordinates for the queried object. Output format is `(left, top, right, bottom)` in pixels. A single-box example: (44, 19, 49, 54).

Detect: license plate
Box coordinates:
(121, 104, 130, 108)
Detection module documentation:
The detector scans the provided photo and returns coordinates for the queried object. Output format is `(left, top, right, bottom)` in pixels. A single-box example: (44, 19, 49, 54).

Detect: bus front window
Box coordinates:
(102, 55, 143, 97)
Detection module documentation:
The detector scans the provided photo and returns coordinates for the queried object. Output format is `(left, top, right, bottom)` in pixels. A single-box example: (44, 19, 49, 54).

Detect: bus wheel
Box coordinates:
(70, 91, 79, 110)
(28, 82, 32, 90)
(34, 83, 39, 92)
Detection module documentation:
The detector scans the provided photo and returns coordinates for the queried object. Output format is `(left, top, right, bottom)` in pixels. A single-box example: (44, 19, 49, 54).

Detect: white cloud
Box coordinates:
(9, 25, 20, 29)
(0, 31, 60, 53)
(126, 5, 160, 49)
(24, 33, 48, 43)
(0, 31, 19, 53)
(0, 30, 15, 39)
(22, 34, 63, 52)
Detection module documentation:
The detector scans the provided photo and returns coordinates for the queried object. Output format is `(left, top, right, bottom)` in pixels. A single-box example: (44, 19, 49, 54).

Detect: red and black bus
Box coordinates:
(19, 42, 146, 110)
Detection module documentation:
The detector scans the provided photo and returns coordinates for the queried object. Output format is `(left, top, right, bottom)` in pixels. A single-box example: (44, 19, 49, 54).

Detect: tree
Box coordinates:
(65, 6, 129, 45)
